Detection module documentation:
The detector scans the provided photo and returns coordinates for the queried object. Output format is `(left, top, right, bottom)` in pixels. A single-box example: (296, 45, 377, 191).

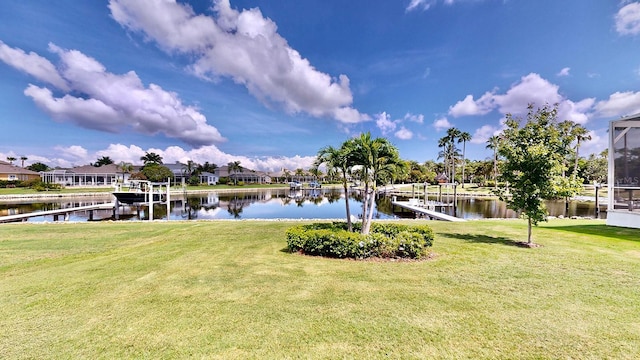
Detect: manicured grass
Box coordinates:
(1, 219, 639, 358)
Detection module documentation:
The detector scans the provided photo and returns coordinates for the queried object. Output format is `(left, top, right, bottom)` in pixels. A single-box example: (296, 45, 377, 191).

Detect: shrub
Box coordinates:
(285, 222, 434, 260)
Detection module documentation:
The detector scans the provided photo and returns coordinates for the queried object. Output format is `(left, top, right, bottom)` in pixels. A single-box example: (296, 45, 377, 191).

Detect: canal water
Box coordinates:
(0, 188, 606, 222)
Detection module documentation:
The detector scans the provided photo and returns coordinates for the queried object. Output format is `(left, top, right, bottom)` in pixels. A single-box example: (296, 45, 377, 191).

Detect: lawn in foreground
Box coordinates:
(0, 219, 639, 359)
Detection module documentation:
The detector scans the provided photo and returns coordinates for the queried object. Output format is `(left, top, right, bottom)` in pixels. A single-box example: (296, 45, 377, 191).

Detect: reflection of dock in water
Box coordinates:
(0, 203, 116, 223)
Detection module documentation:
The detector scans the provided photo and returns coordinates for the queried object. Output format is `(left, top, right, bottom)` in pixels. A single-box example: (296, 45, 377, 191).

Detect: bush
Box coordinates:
(286, 222, 434, 259)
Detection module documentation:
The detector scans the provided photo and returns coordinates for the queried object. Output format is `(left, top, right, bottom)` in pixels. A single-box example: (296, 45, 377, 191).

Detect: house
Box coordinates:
(0, 160, 41, 182)
(164, 162, 219, 185)
(216, 165, 271, 184)
(607, 113, 640, 228)
(40, 164, 136, 186)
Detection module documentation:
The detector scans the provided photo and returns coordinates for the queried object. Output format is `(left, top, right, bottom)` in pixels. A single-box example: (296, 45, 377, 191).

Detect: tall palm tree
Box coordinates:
(571, 124, 591, 181)
(117, 161, 134, 182)
(315, 141, 356, 231)
(458, 131, 471, 187)
(227, 161, 242, 185)
(6, 156, 16, 165)
(140, 152, 163, 165)
(351, 132, 402, 234)
(20, 156, 28, 168)
(182, 160, 198, 184)
(446, 127, 461, 183)
(486, 135, 500, 189)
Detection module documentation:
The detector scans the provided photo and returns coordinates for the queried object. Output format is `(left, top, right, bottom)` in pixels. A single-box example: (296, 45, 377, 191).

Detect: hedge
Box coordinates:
(285, 222, 434, 259)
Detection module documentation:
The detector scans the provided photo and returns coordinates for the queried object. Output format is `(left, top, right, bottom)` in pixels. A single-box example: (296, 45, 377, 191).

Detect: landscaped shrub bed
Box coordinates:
(286, 222, 434, 259)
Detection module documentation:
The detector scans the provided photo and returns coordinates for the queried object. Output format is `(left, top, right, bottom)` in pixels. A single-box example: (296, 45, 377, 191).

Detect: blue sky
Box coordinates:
(1, 0, 639, 171)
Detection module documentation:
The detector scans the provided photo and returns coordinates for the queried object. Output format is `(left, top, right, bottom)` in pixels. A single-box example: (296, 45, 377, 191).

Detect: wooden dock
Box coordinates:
(0, 203, 116, 223)
(392, 200, 465, 222)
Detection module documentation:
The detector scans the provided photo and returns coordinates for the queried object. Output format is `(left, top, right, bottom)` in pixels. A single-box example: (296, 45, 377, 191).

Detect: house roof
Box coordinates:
(0, 162, 40, 176)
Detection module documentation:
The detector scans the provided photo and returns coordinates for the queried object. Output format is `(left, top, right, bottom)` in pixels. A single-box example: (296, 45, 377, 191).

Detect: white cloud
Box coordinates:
(448, 91, 496, 117)
(0, 41, 225, 146)
(557, 98, 595, 124)
(433, 117, 451, 131)
(395, 127, 413, 140)
(557, 67, 570, 77)
(471, 124, 499, 144)
(376, 112, 397, 135)
(493, 73, 562, 116)
(404, 112, 424, 123)
(616, 2, 640, 35)
(448, 73, 595, 123)
(406, 0, 434, 12)
(109, 0, 368, 124)
(0, 40, 69, 91)
(594, 91, 640, 117)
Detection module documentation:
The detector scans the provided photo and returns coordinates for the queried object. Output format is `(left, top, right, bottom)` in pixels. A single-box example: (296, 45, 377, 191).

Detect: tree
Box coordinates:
(141, 163, 173, 182)
(198, 161, 218, 174)
(6, 156, 16, 165)
(27, 162, 50, 172)
(486, 135, 500, 188)
(20, 156, 28, 168)
(496, 104, 581, 244)
(94, 156, 114, 167)
(351, 132, 403, 234)
(117, 161, 134, 182)
(227, 161, 242, 185)
(571, 124, 591, 181)
(458, 131, 471, 187)
(140, 152, 163, 165)
(315, 141, 357, 231)
(182, 160, 199, 185)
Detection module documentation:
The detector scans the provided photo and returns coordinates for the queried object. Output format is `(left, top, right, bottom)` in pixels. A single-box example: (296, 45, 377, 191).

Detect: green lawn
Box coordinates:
(1, 219, 639, 359)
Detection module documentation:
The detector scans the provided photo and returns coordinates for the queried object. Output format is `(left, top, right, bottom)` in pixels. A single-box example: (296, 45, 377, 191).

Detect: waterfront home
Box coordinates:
(608, 113, 640, 228)
(0, 160, 40, 182)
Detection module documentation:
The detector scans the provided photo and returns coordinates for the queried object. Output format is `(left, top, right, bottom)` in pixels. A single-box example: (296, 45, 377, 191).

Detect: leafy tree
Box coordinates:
(140, 152, 163, 165)
(496, 104, 581, 244)
(94, 156, 114, 167)
(141, 163, 173, 182)
(6, 156, 16, 165)
(27, 162, 50, 172)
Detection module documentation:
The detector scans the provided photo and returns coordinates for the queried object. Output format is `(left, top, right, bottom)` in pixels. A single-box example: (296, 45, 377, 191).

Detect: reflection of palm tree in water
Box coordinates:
(227, 195, 244, 218)
(182, 197, 200, 220)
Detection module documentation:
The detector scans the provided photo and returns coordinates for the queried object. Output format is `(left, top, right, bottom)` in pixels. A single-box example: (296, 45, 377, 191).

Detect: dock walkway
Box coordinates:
(392, 200, 465, 222)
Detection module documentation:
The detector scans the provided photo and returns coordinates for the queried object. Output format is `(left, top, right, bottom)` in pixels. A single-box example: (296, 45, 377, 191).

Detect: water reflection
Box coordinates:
(0, 189, 606, 222)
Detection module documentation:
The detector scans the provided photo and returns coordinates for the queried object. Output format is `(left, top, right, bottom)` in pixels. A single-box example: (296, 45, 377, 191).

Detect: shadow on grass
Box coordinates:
(439, 232, 526, 247)
(544, 223, 640, 243)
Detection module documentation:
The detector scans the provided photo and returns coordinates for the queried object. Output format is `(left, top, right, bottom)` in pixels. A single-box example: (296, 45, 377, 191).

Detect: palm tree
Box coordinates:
(445, 127, 461, 183)
(117, 161, 134, 182)
(182, 160, 198, 184)
(571, 124, 591, 181)
(20, 156, 28, 168)
(351, 132, 402, 234)
(6, 156, 16, 165)
(227, 161, 242, 185)
(315, 141, 357, 231)
(140, 152, 163, 165)
(458, 131, 471, 187)
(486, 135, 500, 189)
(94, 156, 114, 167)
